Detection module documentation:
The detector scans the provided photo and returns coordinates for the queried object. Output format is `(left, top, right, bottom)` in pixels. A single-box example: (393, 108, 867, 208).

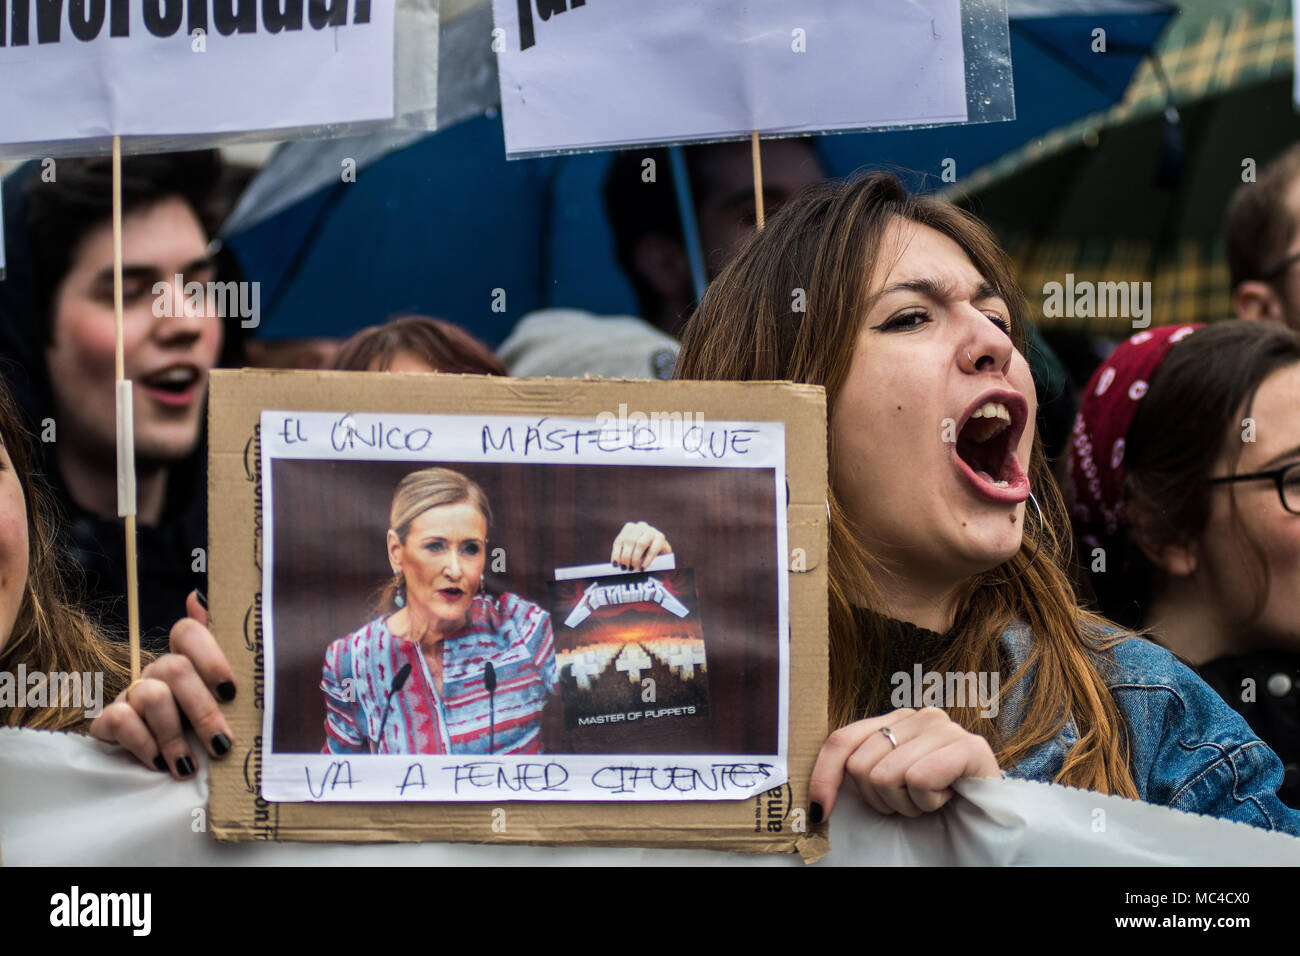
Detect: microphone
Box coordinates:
(484, 662, 497, 754)
(375, 662, 413, 753)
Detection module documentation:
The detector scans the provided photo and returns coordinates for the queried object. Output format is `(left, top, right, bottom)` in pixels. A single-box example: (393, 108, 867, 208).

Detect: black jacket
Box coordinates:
(1198, 651, 1300, 809)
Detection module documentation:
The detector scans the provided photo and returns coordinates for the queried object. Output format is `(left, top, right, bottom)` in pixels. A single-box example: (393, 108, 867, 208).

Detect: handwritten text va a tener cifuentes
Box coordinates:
(303, 759, 775, 797)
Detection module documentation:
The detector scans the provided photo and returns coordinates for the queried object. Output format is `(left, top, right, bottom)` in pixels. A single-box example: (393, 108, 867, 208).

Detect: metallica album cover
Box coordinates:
(549, 563, 710, 736)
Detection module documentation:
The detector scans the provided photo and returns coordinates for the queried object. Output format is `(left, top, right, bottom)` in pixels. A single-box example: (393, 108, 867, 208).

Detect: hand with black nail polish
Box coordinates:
(609, 521, 673, 572)
(90, 590, 237, 776)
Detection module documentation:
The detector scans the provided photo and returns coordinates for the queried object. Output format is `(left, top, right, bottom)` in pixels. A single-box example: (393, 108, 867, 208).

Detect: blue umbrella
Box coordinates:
(226, 0, 1176, 347)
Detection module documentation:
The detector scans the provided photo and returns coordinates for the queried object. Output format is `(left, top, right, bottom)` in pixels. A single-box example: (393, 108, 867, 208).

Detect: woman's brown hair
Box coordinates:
(0, 377, 132, 731)
(676, 172, 1138, 798)
(333, 315, 507, 376)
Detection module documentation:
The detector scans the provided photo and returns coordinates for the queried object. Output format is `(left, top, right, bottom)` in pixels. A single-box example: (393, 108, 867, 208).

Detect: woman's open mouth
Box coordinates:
(951, 391, 1030, 503)
(139, 365, 202, 408)
(438, 587, 465, 601)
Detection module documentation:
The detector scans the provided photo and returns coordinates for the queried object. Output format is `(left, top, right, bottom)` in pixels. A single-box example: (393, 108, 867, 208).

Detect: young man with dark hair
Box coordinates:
(0, 151, 244, 650)
(499, 139, 825, 380)
(603, 138, 826, 337)
(1224, 142, 1300, 331)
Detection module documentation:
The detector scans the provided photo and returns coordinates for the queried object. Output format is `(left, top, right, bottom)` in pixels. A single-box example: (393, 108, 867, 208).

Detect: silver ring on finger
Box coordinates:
(879, 726, 899, 749)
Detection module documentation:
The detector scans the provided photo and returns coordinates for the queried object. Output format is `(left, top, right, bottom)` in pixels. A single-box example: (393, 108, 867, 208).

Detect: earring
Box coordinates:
(394, 571, 406, 608)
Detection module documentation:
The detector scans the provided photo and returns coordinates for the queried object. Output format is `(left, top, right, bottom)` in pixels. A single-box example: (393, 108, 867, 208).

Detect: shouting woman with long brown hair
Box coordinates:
(676, 172, 1299, 834)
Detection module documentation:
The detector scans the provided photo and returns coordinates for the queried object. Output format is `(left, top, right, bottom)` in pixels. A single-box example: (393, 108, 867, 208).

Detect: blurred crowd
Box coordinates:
(0, 138, 1297, 833)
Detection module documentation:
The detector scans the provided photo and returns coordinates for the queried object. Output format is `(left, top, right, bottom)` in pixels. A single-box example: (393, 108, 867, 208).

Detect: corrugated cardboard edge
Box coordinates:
(208, 371, 828, 856)
(796, 830, 831, 864)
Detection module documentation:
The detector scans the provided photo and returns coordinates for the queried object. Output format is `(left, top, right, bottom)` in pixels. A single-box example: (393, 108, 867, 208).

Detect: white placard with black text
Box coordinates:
(0, 1, 394, 144)
(492, 0, 968, 156)
(259, 409, 790, 803)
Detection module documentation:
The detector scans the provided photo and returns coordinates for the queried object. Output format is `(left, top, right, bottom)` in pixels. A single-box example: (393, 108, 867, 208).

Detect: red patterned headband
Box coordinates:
(1069, 324, 1202, 554)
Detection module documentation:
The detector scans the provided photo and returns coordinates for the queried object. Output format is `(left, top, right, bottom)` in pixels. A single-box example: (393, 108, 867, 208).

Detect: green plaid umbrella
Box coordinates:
(953, 0, 1300, 334)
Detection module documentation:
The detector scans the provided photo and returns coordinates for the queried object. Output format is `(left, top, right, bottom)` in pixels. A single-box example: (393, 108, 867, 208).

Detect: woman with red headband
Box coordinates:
(1071, 320, 1300, 807)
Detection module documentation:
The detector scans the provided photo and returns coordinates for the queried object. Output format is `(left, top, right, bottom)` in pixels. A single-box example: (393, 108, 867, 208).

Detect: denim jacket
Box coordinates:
(997, 622, 1300, 838)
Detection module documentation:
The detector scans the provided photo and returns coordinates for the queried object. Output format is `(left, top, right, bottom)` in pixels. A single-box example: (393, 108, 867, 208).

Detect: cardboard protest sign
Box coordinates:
(209, 370, 827, 851)
(0, 0, 395, 148)
(492, 0, 969, 156)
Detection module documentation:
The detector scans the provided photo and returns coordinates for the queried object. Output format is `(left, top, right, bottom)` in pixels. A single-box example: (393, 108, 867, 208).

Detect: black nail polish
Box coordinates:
(153, 754, 168, 772)
(176, 756, 195, 777)
(217, 681, 236, 702)
(195, 589, 208, 610)
(810, 801, 824, 825)
(212, 733, 231, 756)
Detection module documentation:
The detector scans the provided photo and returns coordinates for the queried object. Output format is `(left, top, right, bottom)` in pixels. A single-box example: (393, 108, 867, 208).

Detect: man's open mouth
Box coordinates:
(141, 365, 200, 394)
(952, 391, 1030, 502)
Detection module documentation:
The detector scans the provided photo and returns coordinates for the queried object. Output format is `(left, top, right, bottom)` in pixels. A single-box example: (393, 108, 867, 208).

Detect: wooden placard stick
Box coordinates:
(111, 136, 143, 680)
(751, 130, 765, 231)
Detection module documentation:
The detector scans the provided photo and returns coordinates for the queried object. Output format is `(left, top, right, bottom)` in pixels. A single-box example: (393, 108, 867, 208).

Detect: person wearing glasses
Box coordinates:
(1225, 143, 1300, 331)
(1071, 320, 1300, 806)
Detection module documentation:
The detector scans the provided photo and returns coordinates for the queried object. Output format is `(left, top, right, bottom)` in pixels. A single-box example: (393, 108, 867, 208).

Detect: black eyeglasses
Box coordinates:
(1259, 251, 1300, 282)
(1208, 463, 1300, 515)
